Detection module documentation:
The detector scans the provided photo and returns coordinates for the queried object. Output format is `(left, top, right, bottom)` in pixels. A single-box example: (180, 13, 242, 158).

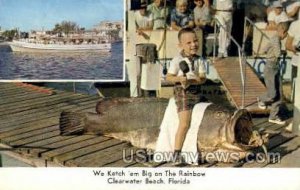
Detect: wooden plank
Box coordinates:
(0, 96, 93, 121)
(27, 135, 97, 157)
(265, 136, 300, 167)
(0, 88, 50, 99)
(0, 88, 37, 97)
(0, 143, 62, 167)
(2, 125, 59, 144)
(0, 92, 78, 116)
(0, 91, 64, 111)
(18, 135, 74, 154)
(64, 141, 130, 167)
(0, 102, 95, 138)
(41, 136, 111, 161)
(0, 93, 50, 106)
(0, 99, 97, 128)
(0, 103, 96, 133)
(0, 122, 60, 139)
(0, 94, 62, 112)
(67, 142, 135, 167)
(54, 139, 124, 165)
(0, 95, 97, 122)
(9, 130, 61, 147)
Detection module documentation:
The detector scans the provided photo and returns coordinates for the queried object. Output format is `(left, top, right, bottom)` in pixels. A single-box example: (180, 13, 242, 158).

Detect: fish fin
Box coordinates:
(59, 111, 85, 135)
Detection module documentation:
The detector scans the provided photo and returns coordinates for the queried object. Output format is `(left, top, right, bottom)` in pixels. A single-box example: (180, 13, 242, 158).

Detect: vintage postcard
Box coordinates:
(0, 0, 300, 189)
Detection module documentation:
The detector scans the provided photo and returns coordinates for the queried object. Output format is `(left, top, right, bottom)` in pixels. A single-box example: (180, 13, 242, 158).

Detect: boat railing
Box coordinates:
(242, 16, 270, 56)
(213, 17, 246, 109)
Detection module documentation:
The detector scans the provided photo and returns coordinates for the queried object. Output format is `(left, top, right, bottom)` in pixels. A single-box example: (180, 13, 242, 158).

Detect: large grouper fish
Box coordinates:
(59, 97, 268, 163)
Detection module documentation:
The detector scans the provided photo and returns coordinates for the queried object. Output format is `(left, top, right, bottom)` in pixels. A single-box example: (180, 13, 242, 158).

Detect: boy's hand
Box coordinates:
(179, 76, 189, 89)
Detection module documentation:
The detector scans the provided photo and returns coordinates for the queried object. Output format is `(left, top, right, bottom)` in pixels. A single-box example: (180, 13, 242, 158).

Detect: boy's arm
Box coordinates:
(188, 73, 206, 85)
(166, 73, 188, 86)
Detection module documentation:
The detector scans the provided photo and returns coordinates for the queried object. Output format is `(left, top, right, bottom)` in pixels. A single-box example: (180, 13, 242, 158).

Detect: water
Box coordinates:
(0, 42, 123, 80)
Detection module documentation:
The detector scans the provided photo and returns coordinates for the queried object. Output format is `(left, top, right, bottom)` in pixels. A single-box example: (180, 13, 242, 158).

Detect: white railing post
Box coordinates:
(213, 20, 217, 62)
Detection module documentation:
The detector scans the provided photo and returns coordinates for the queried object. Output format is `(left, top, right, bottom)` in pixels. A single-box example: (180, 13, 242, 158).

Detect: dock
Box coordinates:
(0, 82, 299, 167)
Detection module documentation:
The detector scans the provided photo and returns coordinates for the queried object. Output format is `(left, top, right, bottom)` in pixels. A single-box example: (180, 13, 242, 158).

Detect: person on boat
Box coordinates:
(213, 0, 233, 58)
(193, 0, 213, 32)
(134, 2, 154, 35)
(266, 1, 289, 30)
(170, 0, 195, 30)
(193, 0, 213, 56)
(257, 22, 289, 125)
(147, 0, 170, 29)
(166, 27, 206, 164)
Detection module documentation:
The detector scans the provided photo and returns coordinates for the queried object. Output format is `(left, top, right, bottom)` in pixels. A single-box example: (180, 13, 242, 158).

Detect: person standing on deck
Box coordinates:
(166, 28, 207, 164)
(193, 0, 213, 32)
(257, 22, 289, 125)
(147, 0, 170, 29)
(134, 2, 154, 35)
(213, 0, 233, 58)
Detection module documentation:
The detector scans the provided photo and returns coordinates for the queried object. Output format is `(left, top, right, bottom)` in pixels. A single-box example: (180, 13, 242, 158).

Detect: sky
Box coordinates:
(0, 0, 124, 31)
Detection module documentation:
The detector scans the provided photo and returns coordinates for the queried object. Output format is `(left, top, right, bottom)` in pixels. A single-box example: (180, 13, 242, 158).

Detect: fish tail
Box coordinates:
(59, 111, 86, 135)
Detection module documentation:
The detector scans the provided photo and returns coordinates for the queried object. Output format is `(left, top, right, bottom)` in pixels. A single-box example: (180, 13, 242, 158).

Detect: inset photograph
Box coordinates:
(0, 0, 124, 80)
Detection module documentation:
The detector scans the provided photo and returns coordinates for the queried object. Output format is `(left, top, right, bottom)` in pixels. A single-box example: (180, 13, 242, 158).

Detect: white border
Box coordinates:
(0, 0, 126, 82)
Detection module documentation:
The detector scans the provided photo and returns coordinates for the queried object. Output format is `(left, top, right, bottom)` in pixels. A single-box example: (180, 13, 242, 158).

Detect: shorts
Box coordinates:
(174, 85, 204, 113)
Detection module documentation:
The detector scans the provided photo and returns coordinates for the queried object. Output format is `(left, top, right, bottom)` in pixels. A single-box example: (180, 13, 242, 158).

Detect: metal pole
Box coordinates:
(213, 20, 217, 62)
(292, 67, 300, 135)
(238, 49, 245, 109)
(242, 17, 247, 53)
(214, 18, 245, 108)
(0, 154, 3, 167)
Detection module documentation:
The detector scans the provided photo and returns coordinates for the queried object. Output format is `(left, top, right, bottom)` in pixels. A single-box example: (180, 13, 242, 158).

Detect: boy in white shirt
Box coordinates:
(166, 28, 206, 164)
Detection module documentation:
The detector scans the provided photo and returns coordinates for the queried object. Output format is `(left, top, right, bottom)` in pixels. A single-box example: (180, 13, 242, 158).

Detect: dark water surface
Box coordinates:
(0, 42, 123, 80)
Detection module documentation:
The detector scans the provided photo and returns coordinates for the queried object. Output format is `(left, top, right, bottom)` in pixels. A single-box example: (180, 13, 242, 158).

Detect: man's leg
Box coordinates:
(259, 64, 277, 104)
(224, 18, 233, 57)
(268, 68, 286, 124)
(217, 17, 226, 57)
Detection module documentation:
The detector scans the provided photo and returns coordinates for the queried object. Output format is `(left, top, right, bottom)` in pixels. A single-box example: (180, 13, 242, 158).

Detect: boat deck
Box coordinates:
(0, 83, 299, 167)
(213, 57, 267, 113)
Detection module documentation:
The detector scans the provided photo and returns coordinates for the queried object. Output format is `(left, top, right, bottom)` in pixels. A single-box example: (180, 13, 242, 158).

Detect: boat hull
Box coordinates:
(8, 40, 111, 53)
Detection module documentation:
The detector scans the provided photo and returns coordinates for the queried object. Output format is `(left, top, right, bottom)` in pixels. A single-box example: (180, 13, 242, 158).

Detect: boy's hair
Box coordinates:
(277, 22, 290, 32)
(178, 27, 196, 41)
(176, 0, 188, 7)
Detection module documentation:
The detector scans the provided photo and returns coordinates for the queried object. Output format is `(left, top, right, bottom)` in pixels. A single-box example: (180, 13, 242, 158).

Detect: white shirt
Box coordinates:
(267, 10, 289, 24)
(288, 20, 300, 66)
(194, 5, 212, 23)
(168, 54, 206, 79)
(134, 11, 153, 29)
